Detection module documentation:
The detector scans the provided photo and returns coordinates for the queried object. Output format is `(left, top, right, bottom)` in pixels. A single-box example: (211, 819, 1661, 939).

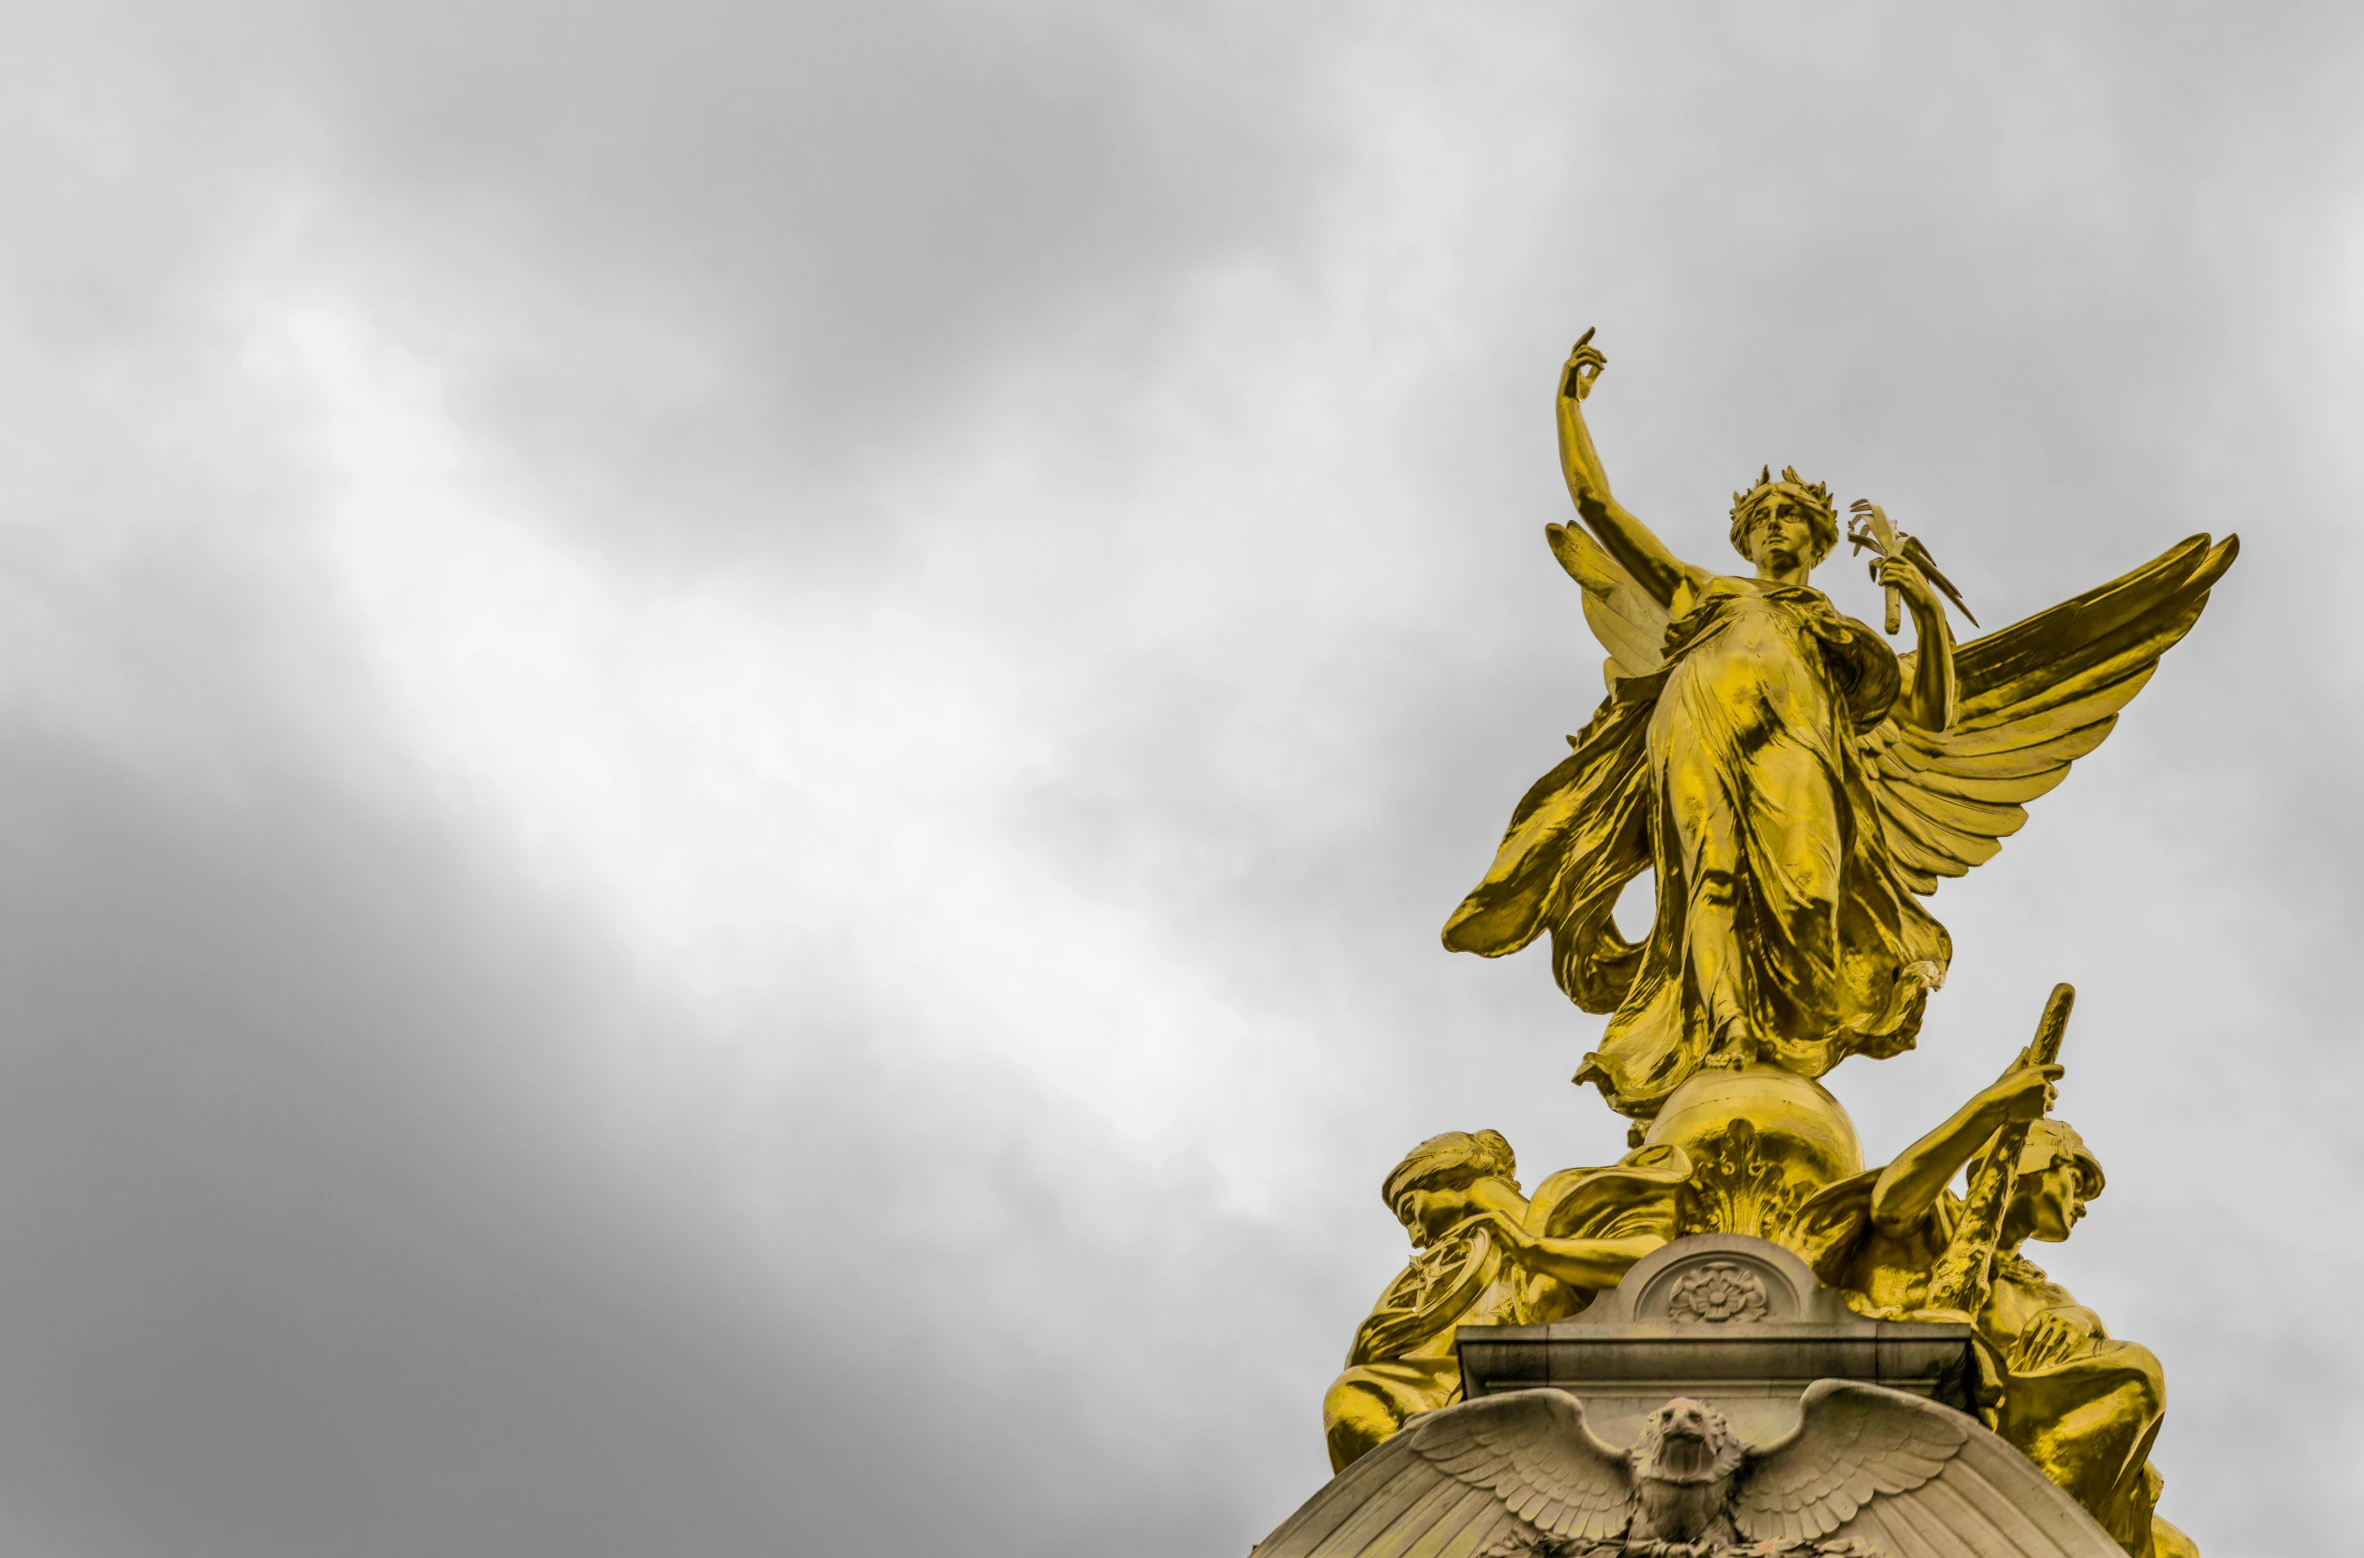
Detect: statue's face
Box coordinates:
(2019, 1160, 2091, 1243)
(1393, 1187, 1469, 1248)
(1745, 494, 1821, 576)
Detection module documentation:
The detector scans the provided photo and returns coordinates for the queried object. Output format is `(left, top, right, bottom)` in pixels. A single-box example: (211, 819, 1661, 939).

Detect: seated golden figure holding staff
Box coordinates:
(1831, 1091, 2191, 1558)
(1444, 333, 2236, 1120)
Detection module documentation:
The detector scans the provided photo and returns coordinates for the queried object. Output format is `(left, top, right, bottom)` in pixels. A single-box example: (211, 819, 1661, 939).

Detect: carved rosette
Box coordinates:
(1665, 1261, 1770, 1325)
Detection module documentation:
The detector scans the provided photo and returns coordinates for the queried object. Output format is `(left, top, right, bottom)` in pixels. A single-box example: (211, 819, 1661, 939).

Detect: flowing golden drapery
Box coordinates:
(1445, 575, 1948, 1117)
(1445, 527, 2237, 1120)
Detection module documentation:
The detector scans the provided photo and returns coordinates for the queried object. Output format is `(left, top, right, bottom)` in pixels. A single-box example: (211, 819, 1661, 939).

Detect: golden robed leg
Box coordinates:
(1321, 1361, 1458, 1473)
(2000, 1341, 2168, 1556)
(1735, 739, 1844, 1045)
(1659, 736, 1753, 1051)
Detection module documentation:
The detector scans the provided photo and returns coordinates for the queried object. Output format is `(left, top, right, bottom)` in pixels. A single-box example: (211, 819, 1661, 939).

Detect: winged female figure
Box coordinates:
(1443, 333, 2236, 1120)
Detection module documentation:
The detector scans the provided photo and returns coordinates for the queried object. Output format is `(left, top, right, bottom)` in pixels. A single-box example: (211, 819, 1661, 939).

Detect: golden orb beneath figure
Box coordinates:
(1644, 1065, 1863, 1179)
(1642, 1066, 1863, 1239)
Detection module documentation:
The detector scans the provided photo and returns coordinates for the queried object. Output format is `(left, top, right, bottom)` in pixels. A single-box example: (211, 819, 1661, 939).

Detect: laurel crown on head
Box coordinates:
(1728, 465, 1839, 564)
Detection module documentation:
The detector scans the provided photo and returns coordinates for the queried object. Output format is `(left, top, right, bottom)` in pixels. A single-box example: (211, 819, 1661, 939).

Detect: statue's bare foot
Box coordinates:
(1705, 1017, 1761, 1068)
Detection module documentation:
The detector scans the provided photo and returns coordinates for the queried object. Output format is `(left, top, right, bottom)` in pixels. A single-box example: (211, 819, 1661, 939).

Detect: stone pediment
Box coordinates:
(1457, 1232, 1976, 1447)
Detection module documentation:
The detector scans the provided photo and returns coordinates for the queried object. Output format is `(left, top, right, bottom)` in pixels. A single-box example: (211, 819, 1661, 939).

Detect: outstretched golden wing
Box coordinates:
(1546, 522, 1671, 690)
(1252, 1390, 1632, 1558)
(1862, 533, 2239, 894)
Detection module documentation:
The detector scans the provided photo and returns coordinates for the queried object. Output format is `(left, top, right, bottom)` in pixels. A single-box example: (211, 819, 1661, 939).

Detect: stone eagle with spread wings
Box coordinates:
(1441, 333, 2236, 1120)
(1256, 1382, 2127, 1558)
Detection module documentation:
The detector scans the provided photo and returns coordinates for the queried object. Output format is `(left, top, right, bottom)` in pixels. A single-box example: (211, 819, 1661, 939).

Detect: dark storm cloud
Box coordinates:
(0, 5, 2353, 1557)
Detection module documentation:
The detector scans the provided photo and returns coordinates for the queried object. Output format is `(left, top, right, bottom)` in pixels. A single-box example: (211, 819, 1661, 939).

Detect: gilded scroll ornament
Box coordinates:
(1677, 1120, 1815, 1243)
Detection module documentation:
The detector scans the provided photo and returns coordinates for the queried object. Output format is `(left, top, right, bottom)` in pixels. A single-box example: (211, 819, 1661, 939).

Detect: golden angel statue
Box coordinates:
(1443, 332, 2237, 1121)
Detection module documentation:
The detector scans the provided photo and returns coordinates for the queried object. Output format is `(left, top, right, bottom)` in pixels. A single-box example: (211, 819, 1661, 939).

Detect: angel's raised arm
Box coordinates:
(1556, 334, 1707, 611)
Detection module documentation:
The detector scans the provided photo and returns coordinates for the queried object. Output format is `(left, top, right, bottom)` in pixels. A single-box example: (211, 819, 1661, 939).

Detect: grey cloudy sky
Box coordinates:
(0, 4, 2351, 1554)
